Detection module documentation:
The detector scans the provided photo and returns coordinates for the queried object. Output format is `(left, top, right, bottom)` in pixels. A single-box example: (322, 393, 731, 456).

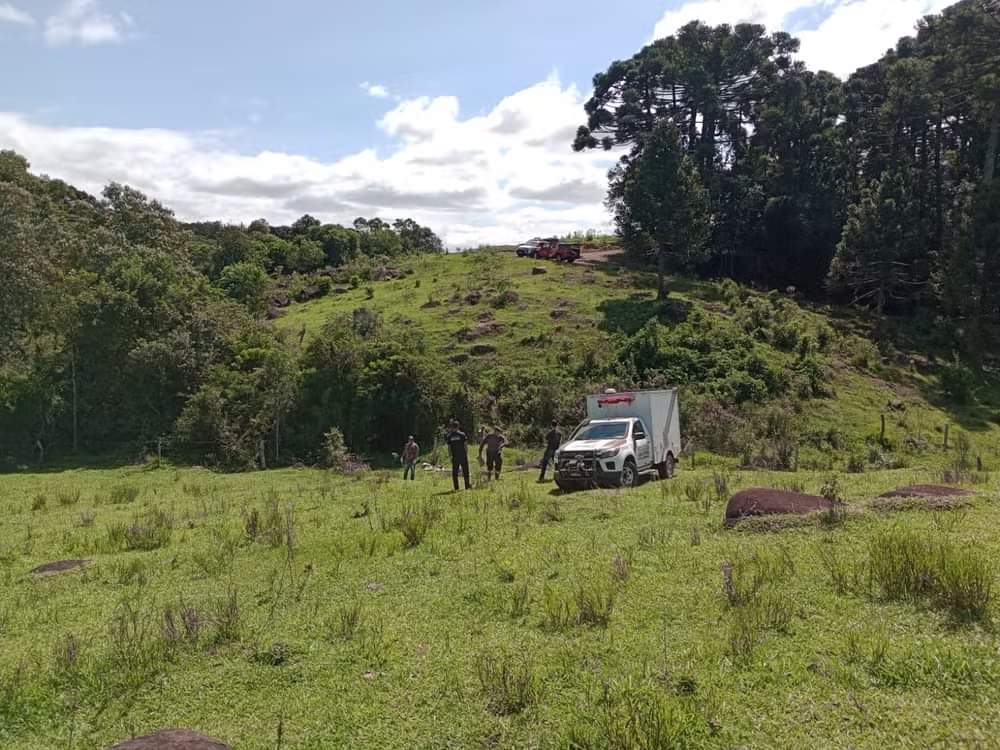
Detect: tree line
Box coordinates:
(0, 150, 444, 465)
(576, 0, 999, 341)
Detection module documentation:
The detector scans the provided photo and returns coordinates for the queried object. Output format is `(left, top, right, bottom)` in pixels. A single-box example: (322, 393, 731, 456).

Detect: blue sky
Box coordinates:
(1, 0, 672, 160)
(0, 0, 953, 245)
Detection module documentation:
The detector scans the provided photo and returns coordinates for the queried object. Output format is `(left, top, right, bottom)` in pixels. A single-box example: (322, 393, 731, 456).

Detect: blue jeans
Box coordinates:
(403, 461, 416, 480)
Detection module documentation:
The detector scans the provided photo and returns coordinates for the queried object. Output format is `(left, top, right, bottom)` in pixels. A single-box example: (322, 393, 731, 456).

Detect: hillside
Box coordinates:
(275, 248, 1000, 469)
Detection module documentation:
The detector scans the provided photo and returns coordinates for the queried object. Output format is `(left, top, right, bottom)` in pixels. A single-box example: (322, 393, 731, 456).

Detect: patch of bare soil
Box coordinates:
(576, 246, 626, 267)
(879, 484, 974, 498)
(725, 488, 834, 524)
(31, 559, 88, 575)
(456, 321, 504, 341)
(106, 730, 230, 750)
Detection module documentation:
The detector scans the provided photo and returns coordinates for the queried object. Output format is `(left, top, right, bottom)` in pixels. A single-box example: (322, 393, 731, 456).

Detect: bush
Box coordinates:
(321, 427, 350, 471)
(940, 356, 975, 404)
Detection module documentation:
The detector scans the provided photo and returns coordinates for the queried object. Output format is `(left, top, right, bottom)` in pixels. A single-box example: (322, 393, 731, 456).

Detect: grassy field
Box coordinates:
(2, 462, 999, 749)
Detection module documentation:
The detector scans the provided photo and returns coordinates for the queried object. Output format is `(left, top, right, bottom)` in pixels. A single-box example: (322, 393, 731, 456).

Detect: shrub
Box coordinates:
(475, 650, 538, 716)
(321, 427, 351, 471)
(940, 356, 975, 404)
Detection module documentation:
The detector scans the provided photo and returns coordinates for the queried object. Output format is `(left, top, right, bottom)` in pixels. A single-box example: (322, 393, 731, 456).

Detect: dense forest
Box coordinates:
(577, 0, 1000, 329)
(1, 0, 997, 468)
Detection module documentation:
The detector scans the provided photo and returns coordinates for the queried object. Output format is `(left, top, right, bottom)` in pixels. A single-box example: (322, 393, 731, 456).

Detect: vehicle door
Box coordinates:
(632, 420, 652, 469)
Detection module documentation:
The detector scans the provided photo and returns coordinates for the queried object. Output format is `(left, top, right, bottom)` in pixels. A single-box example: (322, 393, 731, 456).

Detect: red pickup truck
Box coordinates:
(532, 238, 581, 263)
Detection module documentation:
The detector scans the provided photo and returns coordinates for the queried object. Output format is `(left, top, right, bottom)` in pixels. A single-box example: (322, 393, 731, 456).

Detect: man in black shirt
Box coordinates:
(446, 420, 471, 491)
(538, 420, 562, 482)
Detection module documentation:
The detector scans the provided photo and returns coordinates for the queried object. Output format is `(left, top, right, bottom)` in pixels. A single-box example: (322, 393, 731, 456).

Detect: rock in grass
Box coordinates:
(106, 729, 230, 750)
(725, 488, 833, 524)
(31, 559, 88, 575)
(531, 266, 548, 275)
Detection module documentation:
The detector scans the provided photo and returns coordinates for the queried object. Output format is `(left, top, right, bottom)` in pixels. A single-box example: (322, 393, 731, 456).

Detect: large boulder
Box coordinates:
(107, 730, 230, 750)
(725, 488, 833, 524)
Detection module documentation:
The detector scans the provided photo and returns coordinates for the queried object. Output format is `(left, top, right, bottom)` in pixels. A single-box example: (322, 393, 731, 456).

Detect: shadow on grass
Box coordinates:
(597, 295, 692, 336)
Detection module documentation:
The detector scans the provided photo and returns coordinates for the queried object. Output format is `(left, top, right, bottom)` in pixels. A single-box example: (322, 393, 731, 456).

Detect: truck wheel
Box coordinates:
(620, 459, 638, 488)
(555, 479, 572, 493)
(657, 454, 675, 480)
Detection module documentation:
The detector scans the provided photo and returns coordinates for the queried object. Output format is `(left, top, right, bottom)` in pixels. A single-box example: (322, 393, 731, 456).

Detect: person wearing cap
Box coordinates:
(445, 420, 471, 491)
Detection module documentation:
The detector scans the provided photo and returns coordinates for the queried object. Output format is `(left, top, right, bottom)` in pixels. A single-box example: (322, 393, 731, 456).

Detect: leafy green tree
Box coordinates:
(607, 123, 710, 298)
(218, 261, 269, 315)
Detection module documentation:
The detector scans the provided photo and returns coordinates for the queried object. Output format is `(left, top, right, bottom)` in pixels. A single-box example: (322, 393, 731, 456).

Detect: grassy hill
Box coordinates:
(277, 249, 1000, 468)
(3, 250, 1000, 749)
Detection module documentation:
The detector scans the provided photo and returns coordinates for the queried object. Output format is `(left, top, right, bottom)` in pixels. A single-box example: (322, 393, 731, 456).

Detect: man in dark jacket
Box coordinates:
(478, 426, 507, 480)
(446, 420, 471, 490)
(538, 420, 562, 482)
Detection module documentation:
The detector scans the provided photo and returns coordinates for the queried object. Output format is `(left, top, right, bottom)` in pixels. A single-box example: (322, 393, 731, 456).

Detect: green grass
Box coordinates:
(2, 463, 1000, 748)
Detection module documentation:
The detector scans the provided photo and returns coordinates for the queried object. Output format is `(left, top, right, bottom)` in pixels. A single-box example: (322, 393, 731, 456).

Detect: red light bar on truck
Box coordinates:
(597, 394, 636, 407)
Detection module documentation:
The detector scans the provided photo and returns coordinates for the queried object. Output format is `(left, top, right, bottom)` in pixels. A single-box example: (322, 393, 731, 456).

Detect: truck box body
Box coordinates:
(585, 389, 680, 466)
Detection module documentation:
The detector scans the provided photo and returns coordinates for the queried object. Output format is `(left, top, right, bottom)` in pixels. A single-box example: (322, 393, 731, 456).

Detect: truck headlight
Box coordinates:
(597, 447, 620, 459)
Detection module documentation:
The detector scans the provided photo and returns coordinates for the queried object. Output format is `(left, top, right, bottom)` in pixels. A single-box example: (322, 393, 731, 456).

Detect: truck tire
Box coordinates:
(555, 478, 573, 493)
(620, 459, 638, 489)
(657, 454, 675, 480)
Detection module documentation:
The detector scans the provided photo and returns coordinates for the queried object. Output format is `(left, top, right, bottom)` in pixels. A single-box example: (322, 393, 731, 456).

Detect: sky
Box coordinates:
(0, 0, 955, 246)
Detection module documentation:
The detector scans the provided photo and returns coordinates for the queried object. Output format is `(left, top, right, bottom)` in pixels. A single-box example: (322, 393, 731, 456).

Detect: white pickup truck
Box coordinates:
(554, 389, 681, 491)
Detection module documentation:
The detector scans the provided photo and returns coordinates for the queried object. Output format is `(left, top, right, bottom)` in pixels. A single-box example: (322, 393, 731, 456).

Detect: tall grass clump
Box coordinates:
(109, 484, 140, 505)
(475, 650, 539, 716)
(124, 508, 174, 551)
(566, 681, 704, 750)
(865, 527, 993, 620)
(389, 502, 441, 548)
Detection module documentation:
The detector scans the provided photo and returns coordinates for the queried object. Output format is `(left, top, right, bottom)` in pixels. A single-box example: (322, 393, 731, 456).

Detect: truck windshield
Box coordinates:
(575, 422, 628, 440)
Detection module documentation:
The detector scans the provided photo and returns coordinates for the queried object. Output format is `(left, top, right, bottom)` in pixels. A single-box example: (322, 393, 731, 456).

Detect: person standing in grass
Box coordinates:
(538, 420, 562, 482)
(401, 436, 419, 481)
(446, 420, 471, 491)
(479, 426, 507, 480)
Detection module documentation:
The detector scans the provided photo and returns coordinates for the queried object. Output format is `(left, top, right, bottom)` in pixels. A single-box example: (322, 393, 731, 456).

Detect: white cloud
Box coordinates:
(44, 0, 132, 46)
(652, 0, 954, 78)
(0, 3, 33, 25)
(360, 81, 392, 99)
(0, 76, 614, 247)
